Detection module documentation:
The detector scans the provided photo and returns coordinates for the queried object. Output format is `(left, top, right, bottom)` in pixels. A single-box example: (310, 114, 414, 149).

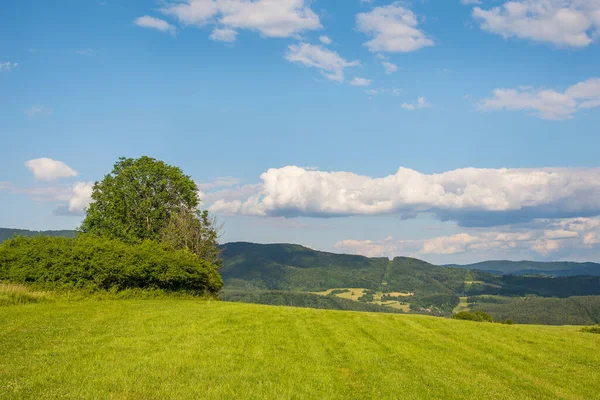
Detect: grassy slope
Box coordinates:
(2, 300, 599, 400)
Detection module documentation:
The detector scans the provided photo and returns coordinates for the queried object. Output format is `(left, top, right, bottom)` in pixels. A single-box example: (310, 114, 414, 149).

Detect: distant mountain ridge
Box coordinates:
(0, 228, 77, 243)
(443, 260, 600, 277)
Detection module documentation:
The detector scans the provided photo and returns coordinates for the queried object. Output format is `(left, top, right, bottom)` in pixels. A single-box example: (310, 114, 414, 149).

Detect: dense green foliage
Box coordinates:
(219, 290, 404, 314)
(472, 295, 600, 325)
(383, 257, 473, 294)
(453, 311, 494, 322)
(2, 300, 599, 399)
(0, 236, 222, 294)
(81, 156, 200, 243)
(0, 228, 76, 244)
(445, 260, 600, 277)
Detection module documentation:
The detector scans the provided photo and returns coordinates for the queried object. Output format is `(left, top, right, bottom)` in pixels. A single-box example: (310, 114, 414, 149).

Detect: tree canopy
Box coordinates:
(80, 156, 200, 243)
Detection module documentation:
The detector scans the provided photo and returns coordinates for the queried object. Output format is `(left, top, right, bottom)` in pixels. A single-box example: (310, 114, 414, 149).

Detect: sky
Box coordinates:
(2, 0, 600, 264)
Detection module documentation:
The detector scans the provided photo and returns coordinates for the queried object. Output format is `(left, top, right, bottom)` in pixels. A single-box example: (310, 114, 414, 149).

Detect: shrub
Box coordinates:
(0, 235, 222, 294)
(453, 311, 494, 322)
(581, 325, 600, 334)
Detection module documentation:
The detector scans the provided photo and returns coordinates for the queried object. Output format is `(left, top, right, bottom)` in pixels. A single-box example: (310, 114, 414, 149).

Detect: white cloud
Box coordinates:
(382, 60, 398, 74)
(334, 217, 600, 259)
(319, 35, 332, 45)
(161, 0, 321, 39)
(472, 0, 600, 48)
(285, 43, 360, 82)
(0, 62, 18, 72)
(25, 158, 78, 181)
(350, 77, 372, 86)
(25, 105, 53, 117)
(67, 181, 94, 214)
(356, 3, 434, 53)
(1, 179, 93, 216)
(210, 27, 238, 42)
(203, 165, 600, 227)
(134, 15, 176, 35)
(402, 96, 431, 110)
(479, 78, 600, 120)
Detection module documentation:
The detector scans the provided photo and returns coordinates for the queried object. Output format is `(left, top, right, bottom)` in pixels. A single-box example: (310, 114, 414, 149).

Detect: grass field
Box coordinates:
(1, 300, 600, 399)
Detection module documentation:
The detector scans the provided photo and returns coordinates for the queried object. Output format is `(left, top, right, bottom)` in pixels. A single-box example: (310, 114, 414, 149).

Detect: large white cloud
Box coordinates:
(356, 3, 434, 53)
(478, 78, 600, 120)
(284, 43, 360, 82)
(334, 217, 600, 259)
(159, 0, 321, 41)
(206, 165, 600, 226)
(25, 158, 78, 181)
(471, 0, 600, 48)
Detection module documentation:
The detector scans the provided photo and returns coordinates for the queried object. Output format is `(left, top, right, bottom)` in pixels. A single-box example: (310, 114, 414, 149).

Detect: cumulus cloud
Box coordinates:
(134, 15, 176, 35)
(25, 158, 78, 181)
(356, 3, 434, 53)
(471, 0, 600, 48)
(204, 165, 600, 227)
(67, 181, 94, 214)
(401, 97, 431, 110)
(285, 43, 360, 82)
(479, 78, 600, 120)
(0, 62, 18, 72)
(160, 0, 321, 40)
(350, 77, 372, 86)
(334, 217, 600, 259)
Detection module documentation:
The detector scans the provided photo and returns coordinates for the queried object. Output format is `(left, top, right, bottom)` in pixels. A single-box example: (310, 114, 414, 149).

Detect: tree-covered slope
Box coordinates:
(444, 260, 600, 276)
(219, 242, 478, 294)
(0, 228, 77, 243)
(219, 242, 389, 291)
(472, 295, 600, 325)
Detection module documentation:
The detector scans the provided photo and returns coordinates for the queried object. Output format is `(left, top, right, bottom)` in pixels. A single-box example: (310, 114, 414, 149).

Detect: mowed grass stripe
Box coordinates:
(1, 300, 599, 399)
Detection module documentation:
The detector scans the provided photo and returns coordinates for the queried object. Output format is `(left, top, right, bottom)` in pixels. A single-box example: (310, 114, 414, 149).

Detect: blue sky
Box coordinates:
(2, 0, 600, 264)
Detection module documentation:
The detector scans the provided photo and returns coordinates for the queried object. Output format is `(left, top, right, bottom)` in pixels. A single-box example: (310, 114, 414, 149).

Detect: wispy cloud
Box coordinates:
(478, 78, 600, 120)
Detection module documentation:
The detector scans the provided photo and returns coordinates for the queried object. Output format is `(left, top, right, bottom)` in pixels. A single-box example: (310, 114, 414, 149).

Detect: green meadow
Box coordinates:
(2, 299, 599, 400)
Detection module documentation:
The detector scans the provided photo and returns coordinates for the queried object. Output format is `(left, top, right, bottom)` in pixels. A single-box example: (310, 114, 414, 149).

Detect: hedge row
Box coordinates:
(0, 235, 222, 294)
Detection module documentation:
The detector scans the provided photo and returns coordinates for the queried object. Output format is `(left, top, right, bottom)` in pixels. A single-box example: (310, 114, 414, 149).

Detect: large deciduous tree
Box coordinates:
(80, 156, 202, 243)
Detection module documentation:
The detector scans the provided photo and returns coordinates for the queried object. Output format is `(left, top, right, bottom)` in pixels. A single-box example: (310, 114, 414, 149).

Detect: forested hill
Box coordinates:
(220, 241, 489, 294)
(220, 242, 600, 299)
(0, 228, 77, 243)
(444, 260, 600, 277)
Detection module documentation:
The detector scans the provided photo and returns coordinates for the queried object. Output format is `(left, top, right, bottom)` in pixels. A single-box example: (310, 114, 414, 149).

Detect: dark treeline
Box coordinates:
(467, 275, 600, 297)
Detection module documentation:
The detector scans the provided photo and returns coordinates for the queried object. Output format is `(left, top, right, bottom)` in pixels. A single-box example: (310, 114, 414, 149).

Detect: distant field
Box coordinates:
(1, 300, 599, 399)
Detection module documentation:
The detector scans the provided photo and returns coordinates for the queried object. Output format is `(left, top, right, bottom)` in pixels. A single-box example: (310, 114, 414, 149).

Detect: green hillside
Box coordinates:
(0, 228, 77, 243)
(1, 299, 599, 399)
(220, 242, 479, 294)
(444, 260, 600, 277)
